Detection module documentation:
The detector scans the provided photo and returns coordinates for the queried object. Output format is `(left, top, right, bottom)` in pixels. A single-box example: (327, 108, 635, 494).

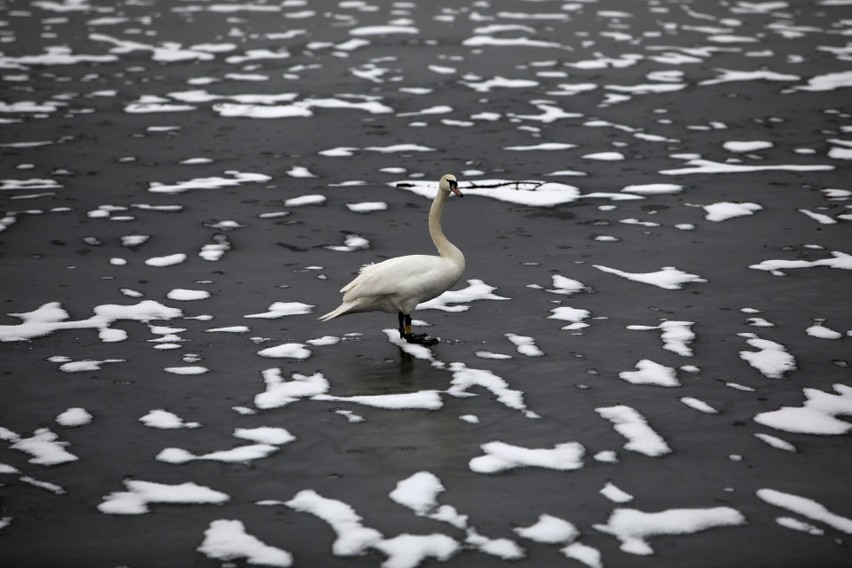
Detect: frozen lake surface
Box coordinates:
(1, 0, 850, 566)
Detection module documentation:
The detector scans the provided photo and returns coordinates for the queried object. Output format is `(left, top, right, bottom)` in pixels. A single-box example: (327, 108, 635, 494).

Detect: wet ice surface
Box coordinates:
(1, 0, 851, 567)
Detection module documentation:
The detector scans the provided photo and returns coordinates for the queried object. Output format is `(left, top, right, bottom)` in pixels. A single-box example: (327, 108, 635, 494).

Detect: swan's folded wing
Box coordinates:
(341, 255, 448, 301)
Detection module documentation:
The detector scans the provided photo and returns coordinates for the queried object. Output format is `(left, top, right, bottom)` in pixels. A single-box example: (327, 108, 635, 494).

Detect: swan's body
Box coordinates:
(320, 174, 464, 344)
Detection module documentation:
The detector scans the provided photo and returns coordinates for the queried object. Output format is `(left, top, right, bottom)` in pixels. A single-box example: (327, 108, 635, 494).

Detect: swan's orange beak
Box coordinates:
(449, 180, 463, 198)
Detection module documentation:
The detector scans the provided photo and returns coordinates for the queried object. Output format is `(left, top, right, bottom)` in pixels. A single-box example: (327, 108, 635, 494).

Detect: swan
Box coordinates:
(320, 174, 465, 345)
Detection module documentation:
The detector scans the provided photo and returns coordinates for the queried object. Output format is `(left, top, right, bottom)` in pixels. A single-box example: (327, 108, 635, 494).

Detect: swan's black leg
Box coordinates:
(400, 313, 438, 346)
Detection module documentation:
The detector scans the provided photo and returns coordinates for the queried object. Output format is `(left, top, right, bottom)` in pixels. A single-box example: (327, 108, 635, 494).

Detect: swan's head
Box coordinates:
(440, 174, 463, 198)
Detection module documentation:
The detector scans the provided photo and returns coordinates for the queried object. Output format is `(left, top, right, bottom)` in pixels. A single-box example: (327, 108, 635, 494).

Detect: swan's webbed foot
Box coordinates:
(403, 332, 439, 346)
(398, 312, 438, 345)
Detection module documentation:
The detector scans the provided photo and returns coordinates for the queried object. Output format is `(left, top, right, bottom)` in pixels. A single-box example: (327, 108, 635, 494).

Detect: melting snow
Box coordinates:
(198, 520, 292, 567)
(594, 507, 746, 555)
(55, 408, 92, 427)
(618, 360, 680, 387)
(753, 384, 852, 435)
(738, 333, 796, 379)
(703, 202, 763, 222)
(595, 406, 672, 457)
(593, 265, 706, 290)
(469, 441, 585, 474)
(99, 480, 230, 515)
(757, 489, 852, 534)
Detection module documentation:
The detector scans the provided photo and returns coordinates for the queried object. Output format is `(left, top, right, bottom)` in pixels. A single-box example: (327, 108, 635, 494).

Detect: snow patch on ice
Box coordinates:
(754, 384, 852, 435)
(140, 409, 201, 429)
(595, 406, 672, 457)
(99, 480, 229, 515)
(593, 265, 706, 290)
(469, 441, 585, 474)
(55, 408, 92, 427)
(757, 489, 852, 534)
(198, 519, 292, 567)
(738, 333, 796, 379)
(703, 202, 763, 222)
(619, 360, 680, 387)
(594, 506, 746, 555)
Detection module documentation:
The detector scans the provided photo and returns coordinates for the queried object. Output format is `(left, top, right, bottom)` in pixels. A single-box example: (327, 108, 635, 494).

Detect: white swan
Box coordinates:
(320, 174, 465, 345)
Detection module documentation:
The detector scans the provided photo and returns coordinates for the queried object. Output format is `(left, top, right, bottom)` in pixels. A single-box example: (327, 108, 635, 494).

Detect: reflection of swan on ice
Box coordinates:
(320, 174, 465, 345)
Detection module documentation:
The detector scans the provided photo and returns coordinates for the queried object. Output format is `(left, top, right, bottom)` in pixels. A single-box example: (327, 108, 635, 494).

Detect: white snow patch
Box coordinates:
(583, 152, 625, 161)
(754, 384, 852, 435)
(562, 542, 603, 568)
(157, 444, 279, 464)
(346, 202, 387, 213)
(621, 184, 683, 195)
(504, 142, 576, 151)
(388, 471, 467, 529)
(55, 408, 92, 427)
(600, 482, 634, 503)
(754, 433, 797, 452)
(475, 351, 512, 360)
(244, 302, 314, 319)
(703, 202, 763, 222)
(9, 428, 78, 465)
(254, 370, 329, 409)
(776, 517, 824, 536)
(148, 171, 271, 194)
(99, 480, 230, 515)
(57, 358, 125, 372)
(798, 209, 836, 224)
(805, 323, 842, 339)
(166, 288, 210, 301)
(145, 253, 187, 267)
(723, 141, 773, 152)
(469, 441, 585, 474)
(547, 274, 587, 295)
(257, 343, 311, 360)
(164, 366, 209, 375)
(205, 325, 250, 333)
(661, 159, 833, 175)
(593, 265, 706, 290)
(314, 391, 443, 411)
(284, 194, 326, 207)
(595, 406, 672, 457)
(447, 363, 536, 418)
(233, 427, 295, 446)
(757, 489, 852, 534)
(548, 306, 591, 330)
(514, 514, 579, 544)
(389, 471, 445, 515)
(628, 320, 695, 356)
(594, 507, 746, 555)
(326, 234, 370, 252)
(140, 409, 201, 429)
(374, 534, 460, 568)
(749, 251, 852, 274)
(0, 301, 177, 342)
(198, 519, 292, 567)
(306, 335, 340, 346)
(285, 490, 383, 556)
(680, 397, 719, 414)
(738, 333, 796, 379)
(505, 333, 544, 356)
(619, 360, 680, 387)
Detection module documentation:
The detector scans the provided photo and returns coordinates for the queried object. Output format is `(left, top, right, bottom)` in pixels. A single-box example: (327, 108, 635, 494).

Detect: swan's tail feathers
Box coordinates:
(318, 302, 352, 322)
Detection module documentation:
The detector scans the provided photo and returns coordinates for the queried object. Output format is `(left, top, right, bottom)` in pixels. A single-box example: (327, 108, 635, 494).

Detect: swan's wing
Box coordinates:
(341, 255, 451, 302)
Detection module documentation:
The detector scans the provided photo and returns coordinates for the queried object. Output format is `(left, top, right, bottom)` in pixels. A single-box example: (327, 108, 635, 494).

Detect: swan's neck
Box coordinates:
(429, 190, 464, 265)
